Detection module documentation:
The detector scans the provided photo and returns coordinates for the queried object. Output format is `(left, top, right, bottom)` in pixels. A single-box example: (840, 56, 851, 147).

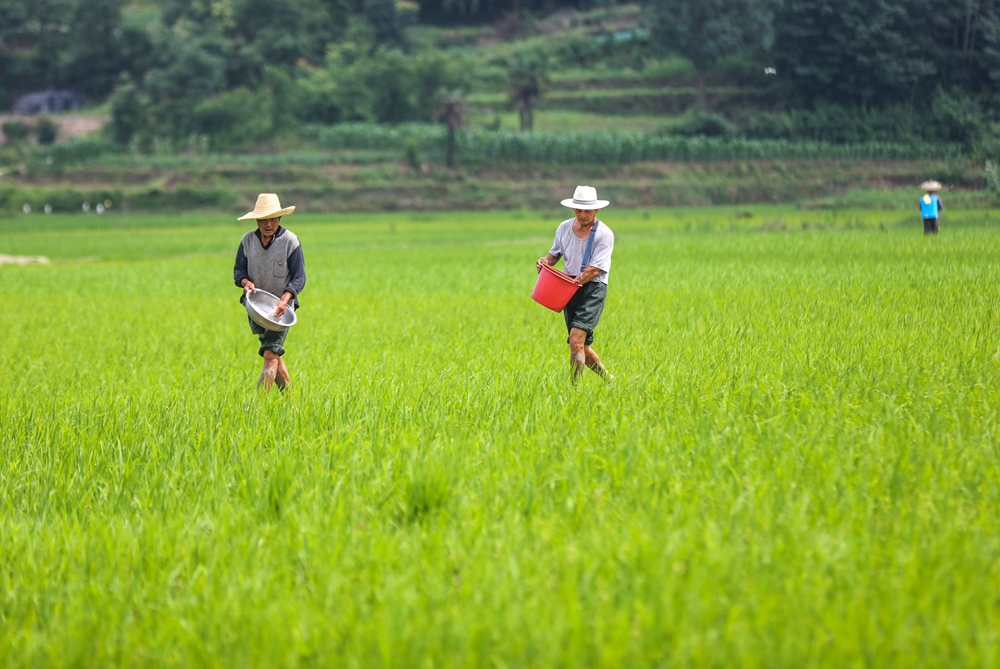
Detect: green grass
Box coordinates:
(464, 109, 671, 133)
(466, 88, 751, 105)
(2, 207, 1000, 667)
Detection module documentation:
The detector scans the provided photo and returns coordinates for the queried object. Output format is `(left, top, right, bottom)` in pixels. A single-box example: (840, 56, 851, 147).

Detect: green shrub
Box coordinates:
(789, 104, 924, 144)
(0, 146, 23, 167)
(984, 160, 1000, 192)
(194, 88, 276, 151)
(110, 74, 146, 146)
(404, 138, 421, 171)
(552, 35, 599, 69)
(29, 137, 120, 167)
(670, 112, 736, 138)
(929, 89, 984, 146)
(711, 54, 761, 79)
(315, 123, 445, 151)
(2, 121, 31, 145)
(127, 185, 236, 211)
(35, 117, 59, 145)
(734, 111, 795, 140)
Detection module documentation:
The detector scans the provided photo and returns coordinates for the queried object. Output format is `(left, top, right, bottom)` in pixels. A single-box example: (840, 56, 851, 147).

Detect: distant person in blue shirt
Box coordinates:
(919, 181, 943, 235)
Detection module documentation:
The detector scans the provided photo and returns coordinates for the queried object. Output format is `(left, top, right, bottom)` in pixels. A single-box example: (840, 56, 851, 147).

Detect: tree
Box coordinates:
(507, 53, 548, 131)
(645, 0, 778, 107)
(0, 0, 76, 94)
(364, 0, 408, 49)
(64, 0, 130, 99)
(435, 89, 465, 168)
(0, 0, 151, 105)
(770, 0, 1000, 109)
(771, 0, 933, 109)
(120, 18, 229, 145)
(109, 74, 144, 145)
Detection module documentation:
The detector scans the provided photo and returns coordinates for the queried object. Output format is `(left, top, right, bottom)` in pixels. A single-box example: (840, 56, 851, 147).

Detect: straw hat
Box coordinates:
(238, 193, 296, 221)
(561, 185, 610, 210)
(920, 180, 942, 192)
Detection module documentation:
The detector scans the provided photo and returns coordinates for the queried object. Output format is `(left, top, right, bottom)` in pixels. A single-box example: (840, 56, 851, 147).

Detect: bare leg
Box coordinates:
(275, 356, 290, 391)
(568, 328, 589, 381)
(584, 345, 613, 380)
(259, 350, 280, 392)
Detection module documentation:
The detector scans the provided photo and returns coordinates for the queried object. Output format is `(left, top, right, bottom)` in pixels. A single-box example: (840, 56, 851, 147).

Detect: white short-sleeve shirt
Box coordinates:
(548, 218, 614, 284)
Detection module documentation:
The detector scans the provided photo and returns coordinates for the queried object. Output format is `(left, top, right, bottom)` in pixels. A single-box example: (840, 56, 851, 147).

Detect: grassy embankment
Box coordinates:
(2, 206, 999, 666)
(1, 137, 987, 215)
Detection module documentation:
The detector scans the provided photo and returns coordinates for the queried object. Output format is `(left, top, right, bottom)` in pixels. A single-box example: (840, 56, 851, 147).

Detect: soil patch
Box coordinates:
(0, 115, 108, 145)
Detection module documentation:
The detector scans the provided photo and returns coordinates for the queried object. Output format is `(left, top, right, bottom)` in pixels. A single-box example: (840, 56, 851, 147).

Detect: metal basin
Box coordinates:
(245, 289, 296, 332)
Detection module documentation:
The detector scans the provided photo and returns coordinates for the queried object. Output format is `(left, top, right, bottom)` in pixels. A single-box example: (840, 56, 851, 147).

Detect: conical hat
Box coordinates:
(238, 193, 296, 221)
(919, 180, 942, 191)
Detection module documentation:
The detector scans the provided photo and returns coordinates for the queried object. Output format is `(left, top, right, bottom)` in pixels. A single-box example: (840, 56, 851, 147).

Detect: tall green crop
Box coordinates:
(313, 123, 962, 163)
(1, 206, 998, 668)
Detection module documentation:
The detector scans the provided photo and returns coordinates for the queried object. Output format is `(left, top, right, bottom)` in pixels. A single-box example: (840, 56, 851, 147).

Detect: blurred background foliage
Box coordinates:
(2, 0, 1000, 194)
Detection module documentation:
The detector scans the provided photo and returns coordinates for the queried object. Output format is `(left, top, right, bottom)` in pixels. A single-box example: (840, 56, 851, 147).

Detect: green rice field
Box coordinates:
(2, 205, 999, 667)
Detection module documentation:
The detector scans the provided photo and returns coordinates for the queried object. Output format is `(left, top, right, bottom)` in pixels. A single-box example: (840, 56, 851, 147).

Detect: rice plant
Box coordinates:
(1, 206, 998, 667)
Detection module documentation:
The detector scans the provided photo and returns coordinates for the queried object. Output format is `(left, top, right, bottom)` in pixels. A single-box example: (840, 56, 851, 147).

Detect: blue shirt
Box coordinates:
(920, 194, 941, 219)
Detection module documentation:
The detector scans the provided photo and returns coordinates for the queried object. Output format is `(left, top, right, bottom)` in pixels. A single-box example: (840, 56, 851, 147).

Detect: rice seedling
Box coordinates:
(1, 206, 998, 667)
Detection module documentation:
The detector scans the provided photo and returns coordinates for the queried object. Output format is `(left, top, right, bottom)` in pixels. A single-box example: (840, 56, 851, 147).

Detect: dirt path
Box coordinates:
(0, 114, 108, 145)
(0, 254, 49, 265)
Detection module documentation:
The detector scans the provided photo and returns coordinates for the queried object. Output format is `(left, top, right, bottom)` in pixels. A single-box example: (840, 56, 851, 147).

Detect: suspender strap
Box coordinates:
(581, 221, 599, 270)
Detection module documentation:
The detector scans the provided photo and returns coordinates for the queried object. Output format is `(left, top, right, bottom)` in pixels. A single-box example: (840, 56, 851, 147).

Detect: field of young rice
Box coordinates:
(2, 206, 999, 667)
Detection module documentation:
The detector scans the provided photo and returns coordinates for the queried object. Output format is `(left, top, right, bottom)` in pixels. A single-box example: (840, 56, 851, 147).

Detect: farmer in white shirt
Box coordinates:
(536, 185, 615, 381)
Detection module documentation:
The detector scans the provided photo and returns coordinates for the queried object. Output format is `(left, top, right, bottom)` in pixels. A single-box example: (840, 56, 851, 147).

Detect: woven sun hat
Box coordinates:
(920, 180, 943, 192)
(238, 193, 296, 221)
(560, 185, 610, 210)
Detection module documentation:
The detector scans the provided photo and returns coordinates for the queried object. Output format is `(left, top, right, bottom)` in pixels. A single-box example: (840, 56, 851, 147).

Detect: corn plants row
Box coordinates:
(315, 123, 963, 163)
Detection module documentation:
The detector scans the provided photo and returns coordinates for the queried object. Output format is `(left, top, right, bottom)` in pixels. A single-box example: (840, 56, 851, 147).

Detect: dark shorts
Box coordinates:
(923, 217, 939, 235)
(564, 281, 607, 346)
(248, 316, 287, 357)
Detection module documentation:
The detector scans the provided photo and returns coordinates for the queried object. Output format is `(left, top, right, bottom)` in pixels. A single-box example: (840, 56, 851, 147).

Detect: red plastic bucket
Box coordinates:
(532, 265, 580, 312)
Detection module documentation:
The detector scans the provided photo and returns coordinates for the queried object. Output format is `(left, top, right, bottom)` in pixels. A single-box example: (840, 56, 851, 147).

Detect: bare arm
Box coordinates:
(273, 291, 294, 318)
(574, 266, 602, 285)
(536, 253, 558, 272)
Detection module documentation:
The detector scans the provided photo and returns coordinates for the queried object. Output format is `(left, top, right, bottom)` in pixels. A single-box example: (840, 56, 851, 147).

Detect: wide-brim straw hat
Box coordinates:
(561, 185, 610, 209)
(920, 180, 942, 191)
(238, 193, 296, 221)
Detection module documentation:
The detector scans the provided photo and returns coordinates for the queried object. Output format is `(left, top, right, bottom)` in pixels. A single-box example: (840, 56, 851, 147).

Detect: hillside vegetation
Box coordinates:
(2, 0, 1000, 211)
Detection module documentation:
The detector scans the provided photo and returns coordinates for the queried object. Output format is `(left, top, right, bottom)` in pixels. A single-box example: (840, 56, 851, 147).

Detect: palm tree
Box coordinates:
(435, 88, 465, 168)
(507, 54, 548, 131)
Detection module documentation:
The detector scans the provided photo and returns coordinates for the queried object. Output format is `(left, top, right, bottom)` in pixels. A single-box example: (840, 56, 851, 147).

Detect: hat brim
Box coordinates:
(919, 181, 942, 191)
(238, 205, 296, 221)
(561, 199, 610, 209)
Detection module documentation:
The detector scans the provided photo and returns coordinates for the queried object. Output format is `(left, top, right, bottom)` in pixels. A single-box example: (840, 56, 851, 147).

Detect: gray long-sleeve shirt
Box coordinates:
(233, 226, 306, 308)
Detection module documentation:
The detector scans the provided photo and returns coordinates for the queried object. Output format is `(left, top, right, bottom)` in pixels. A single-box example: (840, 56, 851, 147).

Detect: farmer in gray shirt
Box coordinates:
(536, 185, 615, 381)
(233, 193, 306, 392)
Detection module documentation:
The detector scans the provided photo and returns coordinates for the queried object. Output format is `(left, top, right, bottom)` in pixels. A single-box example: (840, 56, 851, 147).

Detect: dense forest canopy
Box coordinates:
(2, 0, 999, 150)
